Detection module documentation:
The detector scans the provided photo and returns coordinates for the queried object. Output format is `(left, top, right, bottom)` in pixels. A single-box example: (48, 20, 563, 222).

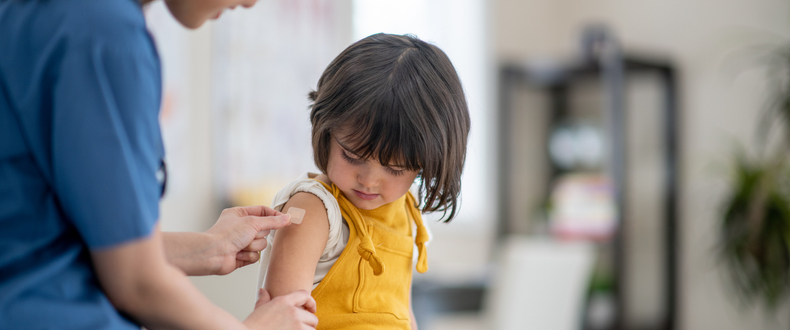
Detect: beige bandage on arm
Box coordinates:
(286, 207, 306, 224)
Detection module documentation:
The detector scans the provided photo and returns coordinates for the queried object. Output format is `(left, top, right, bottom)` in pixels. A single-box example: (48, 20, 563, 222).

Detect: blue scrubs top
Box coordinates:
(0, 0, 164, 328)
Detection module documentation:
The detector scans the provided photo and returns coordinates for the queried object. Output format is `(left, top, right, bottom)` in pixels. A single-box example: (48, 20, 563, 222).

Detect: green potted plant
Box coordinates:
(721, 45, 790, 310)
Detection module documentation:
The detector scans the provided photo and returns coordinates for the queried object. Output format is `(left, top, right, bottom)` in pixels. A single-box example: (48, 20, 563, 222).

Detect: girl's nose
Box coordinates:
(357, 167, 380, 188)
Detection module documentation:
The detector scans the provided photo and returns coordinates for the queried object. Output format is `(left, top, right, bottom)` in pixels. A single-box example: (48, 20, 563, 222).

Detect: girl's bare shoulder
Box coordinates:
(281, 191, 329, 226)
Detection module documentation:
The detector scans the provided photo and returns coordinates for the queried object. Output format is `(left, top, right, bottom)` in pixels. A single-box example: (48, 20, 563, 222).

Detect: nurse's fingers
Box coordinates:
(256, 289, 272, 306)
(282, 290, 318, 314)
(245, 213, 291, 233)
(236, 251, 260, 264)
(297, 308, 319, 328)
(241, 237, 268, 252)
(253, 289, 318, 327)
(235, 205, 284, 217)
(254, 229, 271, 239)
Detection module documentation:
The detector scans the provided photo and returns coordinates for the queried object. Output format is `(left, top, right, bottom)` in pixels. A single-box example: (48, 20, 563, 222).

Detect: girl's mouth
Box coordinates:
(353, 190, 379, 201)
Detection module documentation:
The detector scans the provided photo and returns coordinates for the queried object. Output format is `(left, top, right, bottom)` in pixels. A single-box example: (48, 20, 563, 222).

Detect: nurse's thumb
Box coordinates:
(255, 289, 272, 307)
(256, 214, 291, 231)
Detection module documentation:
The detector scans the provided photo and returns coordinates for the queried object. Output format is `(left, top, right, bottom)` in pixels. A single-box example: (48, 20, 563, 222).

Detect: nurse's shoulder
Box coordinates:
(1, 0, 152, 57)
(55, 0, 152, 50)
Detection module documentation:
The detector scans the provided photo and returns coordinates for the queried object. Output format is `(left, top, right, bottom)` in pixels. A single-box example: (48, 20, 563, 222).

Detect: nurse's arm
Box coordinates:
(163, 206, 291, 276)
(91, 224, 318, 330)
(264, 192, 329, 298)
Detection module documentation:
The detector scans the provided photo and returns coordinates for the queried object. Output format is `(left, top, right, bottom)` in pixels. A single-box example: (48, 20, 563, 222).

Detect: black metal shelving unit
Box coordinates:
(496, 27, 679, 330)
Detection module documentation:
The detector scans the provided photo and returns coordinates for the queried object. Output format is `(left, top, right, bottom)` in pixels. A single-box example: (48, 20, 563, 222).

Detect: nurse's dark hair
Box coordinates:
(309, 33, 470, 222)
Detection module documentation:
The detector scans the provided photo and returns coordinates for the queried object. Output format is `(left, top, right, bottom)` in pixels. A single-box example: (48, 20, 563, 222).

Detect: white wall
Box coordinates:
(146, 2, 219, 233)
(146, 1, 356, 320)
(493, 0, 790, 329)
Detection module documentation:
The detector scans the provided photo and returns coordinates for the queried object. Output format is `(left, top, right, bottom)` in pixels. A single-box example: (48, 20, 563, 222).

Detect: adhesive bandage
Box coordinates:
(286, 207, 306, 224)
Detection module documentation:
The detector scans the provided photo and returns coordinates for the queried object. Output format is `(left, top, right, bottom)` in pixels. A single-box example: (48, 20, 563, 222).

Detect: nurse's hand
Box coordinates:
(207, 206, 291, 275)
(163, 206, 291, 276)
(244, 289, 318, 330)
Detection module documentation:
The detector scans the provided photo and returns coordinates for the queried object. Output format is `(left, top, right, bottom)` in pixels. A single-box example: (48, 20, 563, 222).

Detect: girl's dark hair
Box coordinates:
(309, 33, 470, 222)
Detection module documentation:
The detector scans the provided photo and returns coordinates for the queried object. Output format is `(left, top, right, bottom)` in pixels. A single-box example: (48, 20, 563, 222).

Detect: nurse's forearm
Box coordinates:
(92, 227, 247, 330)
(163, 231, 220, 276)
(163, 206, 290, 276)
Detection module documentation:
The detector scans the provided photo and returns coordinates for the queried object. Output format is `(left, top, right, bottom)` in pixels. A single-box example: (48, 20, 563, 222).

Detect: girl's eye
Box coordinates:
(341, 150, 363, 164)
(339, 146, 407, 176)
(386, 167, 406, 176)
(385, 166, 406, 176)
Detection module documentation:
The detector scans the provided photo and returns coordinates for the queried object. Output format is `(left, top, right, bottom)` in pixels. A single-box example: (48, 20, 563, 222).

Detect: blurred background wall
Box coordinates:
(495, 1, 790, 330)
(143, 0, 790, 329)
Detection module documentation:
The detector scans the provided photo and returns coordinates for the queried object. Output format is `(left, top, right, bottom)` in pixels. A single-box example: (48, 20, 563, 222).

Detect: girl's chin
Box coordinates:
(349, 198, 385, 210)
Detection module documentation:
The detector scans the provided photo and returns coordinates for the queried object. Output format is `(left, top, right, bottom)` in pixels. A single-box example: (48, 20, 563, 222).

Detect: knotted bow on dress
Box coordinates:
(321, 182, 429, 275)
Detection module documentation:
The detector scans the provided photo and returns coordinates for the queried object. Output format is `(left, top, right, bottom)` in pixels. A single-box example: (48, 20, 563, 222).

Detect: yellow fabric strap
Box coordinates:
(405, 192, 429, 273)
(317, 180, 429, 275)
(326, 183, 385, 276)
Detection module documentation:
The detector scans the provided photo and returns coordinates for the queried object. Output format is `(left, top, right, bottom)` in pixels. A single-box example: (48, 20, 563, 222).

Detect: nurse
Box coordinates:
(0, 0, 318, 329)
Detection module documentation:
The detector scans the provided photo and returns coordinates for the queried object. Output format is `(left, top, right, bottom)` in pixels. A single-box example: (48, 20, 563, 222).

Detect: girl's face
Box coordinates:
(326, 135, 419, 210)
(164, 0, 257, 29)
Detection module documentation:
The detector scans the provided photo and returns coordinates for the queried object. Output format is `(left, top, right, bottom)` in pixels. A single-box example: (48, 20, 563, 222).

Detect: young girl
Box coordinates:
(256, 33, 471, 329)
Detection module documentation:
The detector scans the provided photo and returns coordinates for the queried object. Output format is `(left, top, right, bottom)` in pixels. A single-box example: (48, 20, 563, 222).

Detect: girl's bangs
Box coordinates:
(335, 98, 424, 171)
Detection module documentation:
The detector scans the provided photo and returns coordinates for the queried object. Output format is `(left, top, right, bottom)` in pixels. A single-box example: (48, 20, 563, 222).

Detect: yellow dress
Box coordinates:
(312, 181, 429, 329)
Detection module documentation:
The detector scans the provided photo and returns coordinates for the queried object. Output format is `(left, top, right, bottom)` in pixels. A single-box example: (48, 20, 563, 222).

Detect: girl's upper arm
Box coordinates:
(263, 192, 330, 298)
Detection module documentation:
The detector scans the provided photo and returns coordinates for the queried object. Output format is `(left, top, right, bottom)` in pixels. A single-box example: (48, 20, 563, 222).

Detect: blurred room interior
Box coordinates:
(144, 0, 790, 329)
